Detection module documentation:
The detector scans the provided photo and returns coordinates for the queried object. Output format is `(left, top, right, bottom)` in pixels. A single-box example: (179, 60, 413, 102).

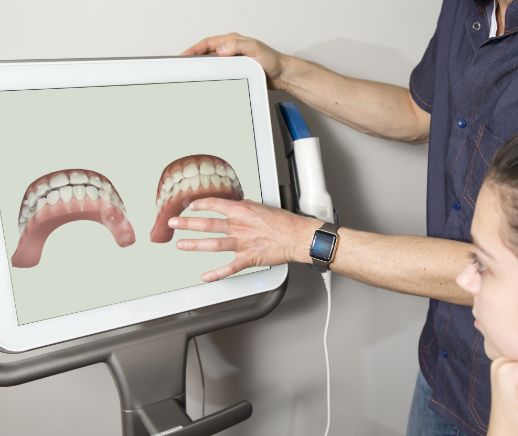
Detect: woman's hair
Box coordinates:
(486, 134, 518, 255)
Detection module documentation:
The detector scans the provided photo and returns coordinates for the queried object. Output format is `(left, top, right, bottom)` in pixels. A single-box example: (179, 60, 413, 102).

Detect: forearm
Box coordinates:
(294, 222, 473, 306)
(278, 55, 430, 144)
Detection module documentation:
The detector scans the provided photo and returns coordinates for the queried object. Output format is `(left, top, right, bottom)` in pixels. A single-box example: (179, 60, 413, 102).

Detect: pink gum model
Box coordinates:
(150, 154, 244, 243)
(12, 169, 135, 268)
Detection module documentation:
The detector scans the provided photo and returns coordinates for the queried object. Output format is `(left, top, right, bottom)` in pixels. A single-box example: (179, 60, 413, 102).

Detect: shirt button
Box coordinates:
(457, 119, 467, 128)
(472, 21, 481, 31)
(453, 201, 461, 211)
(443, 350, 449, 358)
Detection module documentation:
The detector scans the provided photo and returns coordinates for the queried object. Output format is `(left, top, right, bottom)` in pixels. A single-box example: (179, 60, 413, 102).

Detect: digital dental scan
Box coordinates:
(0, 76, 269, 327)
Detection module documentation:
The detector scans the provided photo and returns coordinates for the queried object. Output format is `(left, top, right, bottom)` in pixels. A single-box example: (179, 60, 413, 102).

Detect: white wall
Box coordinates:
(0, 0, 441, 434)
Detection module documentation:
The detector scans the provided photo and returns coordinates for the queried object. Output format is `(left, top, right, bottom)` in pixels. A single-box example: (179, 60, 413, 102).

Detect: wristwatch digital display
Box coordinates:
(309, 222, 340, 271)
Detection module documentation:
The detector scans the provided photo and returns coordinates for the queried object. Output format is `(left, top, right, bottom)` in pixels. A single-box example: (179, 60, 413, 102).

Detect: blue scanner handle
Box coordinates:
(278, 102, 313, 141)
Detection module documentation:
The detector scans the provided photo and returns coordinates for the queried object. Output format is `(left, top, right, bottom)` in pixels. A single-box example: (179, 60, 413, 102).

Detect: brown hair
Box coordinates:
(485, 135, 518, 255)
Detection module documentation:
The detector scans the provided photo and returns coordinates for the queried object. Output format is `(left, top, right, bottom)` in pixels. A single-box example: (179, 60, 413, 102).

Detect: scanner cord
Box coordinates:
(322, 271, 332, 436)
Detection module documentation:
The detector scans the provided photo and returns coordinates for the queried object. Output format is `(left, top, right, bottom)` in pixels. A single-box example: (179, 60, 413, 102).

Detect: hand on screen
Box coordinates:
(182, 33, 287, 90)
(169, 198, 322, 281)
(488, 357, 518, 436)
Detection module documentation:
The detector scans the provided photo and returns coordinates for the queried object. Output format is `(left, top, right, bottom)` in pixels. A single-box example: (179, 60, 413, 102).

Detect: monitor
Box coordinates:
(0, 56, 287, 351)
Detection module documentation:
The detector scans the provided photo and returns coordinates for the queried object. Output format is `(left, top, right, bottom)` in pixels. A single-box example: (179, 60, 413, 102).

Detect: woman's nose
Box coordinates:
(456, 262, 481, 295)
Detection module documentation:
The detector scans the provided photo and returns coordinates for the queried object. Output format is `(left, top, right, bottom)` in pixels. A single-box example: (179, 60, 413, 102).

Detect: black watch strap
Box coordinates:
(311, 222, 340, 272)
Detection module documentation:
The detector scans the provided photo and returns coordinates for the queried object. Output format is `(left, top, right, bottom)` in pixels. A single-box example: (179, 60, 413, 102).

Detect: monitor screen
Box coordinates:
(0, 79, 269, 326)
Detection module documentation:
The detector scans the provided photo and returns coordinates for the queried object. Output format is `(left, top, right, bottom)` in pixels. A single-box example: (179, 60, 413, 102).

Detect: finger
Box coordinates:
(176, 237, 237, 252)
(201, 258, 249, 282)
(217, 37, 260, 57)
(188, 197, 239, 215)
(181, 33, 242, 56)
(169, 216, 229, 234)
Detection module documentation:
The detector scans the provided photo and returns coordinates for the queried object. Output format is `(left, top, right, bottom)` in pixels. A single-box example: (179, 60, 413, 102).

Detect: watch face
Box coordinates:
(310, 230, 336, 262)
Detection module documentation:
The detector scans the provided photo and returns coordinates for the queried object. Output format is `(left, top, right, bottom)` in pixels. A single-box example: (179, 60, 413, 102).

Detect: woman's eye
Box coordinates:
(469, 252, 486, 273)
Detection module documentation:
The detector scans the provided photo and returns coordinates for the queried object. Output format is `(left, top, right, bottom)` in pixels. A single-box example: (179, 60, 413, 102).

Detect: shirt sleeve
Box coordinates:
(409, 30, 438, 114)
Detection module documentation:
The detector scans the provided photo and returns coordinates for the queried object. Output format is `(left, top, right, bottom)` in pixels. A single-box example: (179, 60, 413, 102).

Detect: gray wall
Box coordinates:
(0, 0, 441, 434)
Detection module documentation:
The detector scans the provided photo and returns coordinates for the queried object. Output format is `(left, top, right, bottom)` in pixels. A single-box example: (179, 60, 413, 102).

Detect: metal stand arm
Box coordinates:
(0, 285, 286, 435)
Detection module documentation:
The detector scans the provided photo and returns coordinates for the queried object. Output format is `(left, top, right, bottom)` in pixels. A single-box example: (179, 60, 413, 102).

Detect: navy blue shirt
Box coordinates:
(410, 0, 518, 434)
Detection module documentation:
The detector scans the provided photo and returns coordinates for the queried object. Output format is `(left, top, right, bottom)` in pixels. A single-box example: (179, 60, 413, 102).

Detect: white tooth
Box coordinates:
(36, 183, 51, 197)
(19, 214, 28, 224)
(100, 190, 111, 203)
(211, 174, 221, 188)
(180, 178, 191, 192)
(26, 192, 37, 208)
(111, 194, 122, 208)
(59, 186, 73, 203)
(171, 184, 180, 197)
(160, 187, 168, 200)
(171, 171, 183, 184)
(36, 198, 47, 211)
(163, 177, 174, 192)
(49, 173, 69, 189)
(47, 190, 60, 205)
(200, 160, 215, 175)
(89, 176, 102, 189)
(200, 174, 211, 188)
(19, 223, 27, 235)
(70, 171, 89, 185)
(21, 206, 30, 220)
(183, 163, 199, 178)
(157, 198, 164, 209)
(85, 186, 99, 200)
(221, 176, 231, 187)
(226, 167, 237, 180)
(190, 175, 200, 191)
(112, 196, 125, 212)
(73, 185, 86, 201)
(216, 164, 226, 177)
(101, 181, 113, 194)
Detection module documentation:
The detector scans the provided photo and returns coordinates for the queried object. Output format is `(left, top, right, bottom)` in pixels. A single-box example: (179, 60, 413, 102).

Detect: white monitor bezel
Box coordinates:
(0, 56, 287, 352)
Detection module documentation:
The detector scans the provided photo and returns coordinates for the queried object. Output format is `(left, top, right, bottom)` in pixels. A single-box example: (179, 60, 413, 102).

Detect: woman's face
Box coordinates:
(456, 183, 518, 360)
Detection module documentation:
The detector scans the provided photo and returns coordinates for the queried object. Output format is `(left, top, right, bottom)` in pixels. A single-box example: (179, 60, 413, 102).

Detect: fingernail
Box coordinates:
(189, 202, 196, 210)
(217, 44, 227, 53)
(177, 240, 185, 249)
(169, 218, 178, 227)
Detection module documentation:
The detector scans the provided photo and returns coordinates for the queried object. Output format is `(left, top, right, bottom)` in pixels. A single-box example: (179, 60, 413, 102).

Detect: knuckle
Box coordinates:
(216, 238, 226, 251)
(205, 218, 216, 232)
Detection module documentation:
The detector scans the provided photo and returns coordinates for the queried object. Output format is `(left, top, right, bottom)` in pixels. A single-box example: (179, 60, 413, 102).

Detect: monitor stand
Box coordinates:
(0, 283, 286, 436)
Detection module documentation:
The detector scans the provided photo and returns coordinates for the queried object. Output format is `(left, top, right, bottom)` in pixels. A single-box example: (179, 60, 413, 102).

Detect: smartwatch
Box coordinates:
(309, 222, 340, 272)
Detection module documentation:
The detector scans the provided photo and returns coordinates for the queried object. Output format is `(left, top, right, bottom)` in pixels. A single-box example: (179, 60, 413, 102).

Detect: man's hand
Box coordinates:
(182, 33, 288, 90)
(488, 357, 518, 436)
(168, 198, 321, 282)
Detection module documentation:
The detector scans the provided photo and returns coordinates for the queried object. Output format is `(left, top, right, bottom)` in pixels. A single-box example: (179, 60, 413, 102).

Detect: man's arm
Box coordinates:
(183, 33, 431, 144)
(293, 225, 473, 306)
(170, 199, 473, 306)
(280, 56, 431, 144)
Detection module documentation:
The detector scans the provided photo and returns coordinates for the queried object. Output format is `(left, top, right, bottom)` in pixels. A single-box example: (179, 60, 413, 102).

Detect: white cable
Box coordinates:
(321, 271, 332, 436)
